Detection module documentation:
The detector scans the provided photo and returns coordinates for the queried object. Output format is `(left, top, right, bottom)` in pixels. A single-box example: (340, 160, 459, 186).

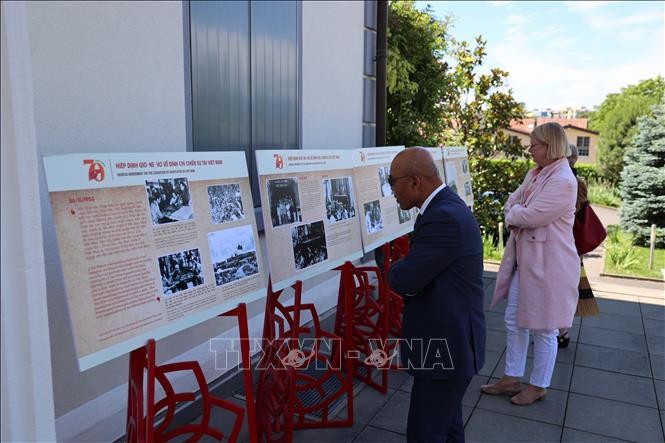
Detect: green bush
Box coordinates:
(575, 164, 600, 183)
(587, 180, 622, 208)
(472, 159, 532, 240)
(605, 225, 640, 270)
(482, 233, 504, 261)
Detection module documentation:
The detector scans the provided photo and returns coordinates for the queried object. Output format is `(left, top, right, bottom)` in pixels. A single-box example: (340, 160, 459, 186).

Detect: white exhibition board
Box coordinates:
(352, 146, 416, 253)
(255, 150, 365, 291)
(443, 146, 474, 208)
(425, 146, 446, 182)
(43, 152, 266, 370)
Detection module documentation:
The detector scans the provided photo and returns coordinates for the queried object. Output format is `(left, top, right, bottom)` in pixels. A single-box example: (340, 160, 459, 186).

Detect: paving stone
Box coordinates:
(292, 419, 367, 443)
(581, 311, 644, 334)
(398, 376, 413, 393)
(478, 350, 503, 377)
(465, 409, 562, 442)
(492, 357, 573, 390)
(644, 317, 665, 336)
(579, 325, 647, 353)
(561, 428, 631, 442)
(334, 386, 396, 425)
(386, 369, 409, 391)
(477, 385, 567, 425)
(647, 334, 665, 357)
(575, 344, 651, 377)
(652, 354, 665, 380)
(462, 375, 487, 408)
(596, 299, 641, 317)
(565, 393, 663, 442)
(484, 330, 507, 352)
(570, 366, 658, 408)
(369, 389, 410, 435)
(641, 303, 665, 321)
(484, 311, 506, 332)
(655, 379, 665, 410)
(353, 424, 405, 442)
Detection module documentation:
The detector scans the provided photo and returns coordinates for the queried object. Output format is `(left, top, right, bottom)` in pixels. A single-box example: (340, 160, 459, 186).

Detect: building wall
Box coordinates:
(564, 127, 598, 165)
(301, 0, 364, 149)
(16, 1, 366, 441)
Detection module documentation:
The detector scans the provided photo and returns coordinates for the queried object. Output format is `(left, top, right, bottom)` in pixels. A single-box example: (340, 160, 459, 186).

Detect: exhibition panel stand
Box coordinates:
(126, 303, 258, 443)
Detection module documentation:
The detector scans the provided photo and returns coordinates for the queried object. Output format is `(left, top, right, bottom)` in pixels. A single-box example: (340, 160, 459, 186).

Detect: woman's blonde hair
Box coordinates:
(531, 122, 570, 160)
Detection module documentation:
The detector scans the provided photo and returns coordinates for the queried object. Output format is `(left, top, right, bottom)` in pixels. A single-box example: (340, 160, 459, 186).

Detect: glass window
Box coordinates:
(576, 136, 590, 156)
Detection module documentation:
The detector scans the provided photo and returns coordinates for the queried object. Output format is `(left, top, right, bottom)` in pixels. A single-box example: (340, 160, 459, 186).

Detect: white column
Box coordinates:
(1, 1, 56, 441)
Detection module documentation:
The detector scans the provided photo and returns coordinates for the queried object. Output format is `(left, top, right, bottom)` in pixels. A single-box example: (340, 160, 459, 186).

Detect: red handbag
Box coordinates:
(573, 203, 607, 255)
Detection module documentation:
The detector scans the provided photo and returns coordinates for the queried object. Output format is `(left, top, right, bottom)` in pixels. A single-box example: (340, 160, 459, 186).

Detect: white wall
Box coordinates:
(25, 0, 193, 428)
(1, 2, 56, 441)
(301, 1, 364, 150)
(6, 1, 367, 440)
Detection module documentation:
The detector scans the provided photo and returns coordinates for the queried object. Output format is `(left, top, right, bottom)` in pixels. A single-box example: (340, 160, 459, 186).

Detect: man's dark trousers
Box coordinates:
(407, 377, 471, 443)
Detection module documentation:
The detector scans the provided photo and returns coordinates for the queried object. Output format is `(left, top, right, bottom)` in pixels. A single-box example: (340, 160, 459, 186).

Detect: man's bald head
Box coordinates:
(392, 147, 441, 183)
(389, 147, 443, 209)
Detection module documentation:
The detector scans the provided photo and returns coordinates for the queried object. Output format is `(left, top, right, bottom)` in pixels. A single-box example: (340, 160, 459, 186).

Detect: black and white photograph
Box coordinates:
(397, 207, 412, 224)
(462, 159, 469, 175)
(364, 200, 384, 234)
(207, 183, 245, 224)
(445, 166, 458, 195)
(208, 225, 259, 286)
(464, 181, 472, 196)
(291, 221, 328, 270)
(158, 248, 204, 296)
(323, 177, 357, 224)
(146, 178, 194, 226)
(267, 178, 302, 228)
(378, 166, 393, 197)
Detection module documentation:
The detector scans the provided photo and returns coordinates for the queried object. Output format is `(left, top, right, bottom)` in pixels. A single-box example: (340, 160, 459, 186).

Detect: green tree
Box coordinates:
(387, 1, 526, 235)
(589, 77, 665, 184)
(619, 103, 665, 247)
(387, 1, 453, 146)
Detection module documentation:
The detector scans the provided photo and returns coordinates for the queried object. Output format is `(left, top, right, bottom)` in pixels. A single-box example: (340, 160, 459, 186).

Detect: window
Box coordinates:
(576, 136, 590, 156)
(509, 135, 521, 145)
(190, 1, 300, 205)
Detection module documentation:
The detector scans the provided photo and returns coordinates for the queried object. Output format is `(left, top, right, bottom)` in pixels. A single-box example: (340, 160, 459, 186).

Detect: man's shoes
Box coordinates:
(510, 384, 547, 405)
(480, 376, 521, 396)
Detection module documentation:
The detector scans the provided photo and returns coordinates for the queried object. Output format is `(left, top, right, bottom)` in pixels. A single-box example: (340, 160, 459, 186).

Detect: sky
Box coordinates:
(415, 1, 664, 111)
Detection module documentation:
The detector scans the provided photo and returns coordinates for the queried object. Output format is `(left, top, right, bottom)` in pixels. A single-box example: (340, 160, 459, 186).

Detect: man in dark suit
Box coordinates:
(388, 147, 485, 442)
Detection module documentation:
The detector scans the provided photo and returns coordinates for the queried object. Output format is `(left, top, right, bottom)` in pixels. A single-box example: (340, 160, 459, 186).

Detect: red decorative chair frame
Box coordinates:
(126, 303, 258, 443)
(256, 279, 354, 442)
(334, 262, 392, 393)
(382, 236, 410, 340)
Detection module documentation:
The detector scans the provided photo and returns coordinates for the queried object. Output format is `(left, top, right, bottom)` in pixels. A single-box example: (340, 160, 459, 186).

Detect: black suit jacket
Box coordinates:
(389, 187, 485, 379)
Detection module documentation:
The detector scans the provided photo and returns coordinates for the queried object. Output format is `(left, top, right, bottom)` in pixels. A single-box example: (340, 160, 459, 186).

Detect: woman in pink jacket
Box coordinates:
(481, 122, 579, 405)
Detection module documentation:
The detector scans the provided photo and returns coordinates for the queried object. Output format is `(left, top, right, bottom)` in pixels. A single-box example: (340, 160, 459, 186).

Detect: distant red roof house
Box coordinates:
(510, 117, 588, 133)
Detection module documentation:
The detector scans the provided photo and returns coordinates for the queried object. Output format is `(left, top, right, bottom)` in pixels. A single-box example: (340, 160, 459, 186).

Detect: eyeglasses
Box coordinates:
(388, 174, 410, 187)
(528, 143, 546, 150)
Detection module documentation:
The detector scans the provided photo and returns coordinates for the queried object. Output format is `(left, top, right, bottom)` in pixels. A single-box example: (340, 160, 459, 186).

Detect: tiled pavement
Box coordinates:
(198, 269, 664, 443)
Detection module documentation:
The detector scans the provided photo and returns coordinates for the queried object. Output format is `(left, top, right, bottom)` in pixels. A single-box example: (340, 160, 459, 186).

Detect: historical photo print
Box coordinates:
(323, 177, 357, 224)
(267, 178, 302, 228)
(146, 177, 194, 226)
(364, 200, 384, 234)
(208, 225, 259, 286)
(291, 221, 328, 270)
(158, 248, 204, 296)
(464, 181, 472, 197)
(397, 207, 412, 224)
(378, 166, 393, 197)
(207, 183, 245, 224)
(445, 166, 458, 195)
